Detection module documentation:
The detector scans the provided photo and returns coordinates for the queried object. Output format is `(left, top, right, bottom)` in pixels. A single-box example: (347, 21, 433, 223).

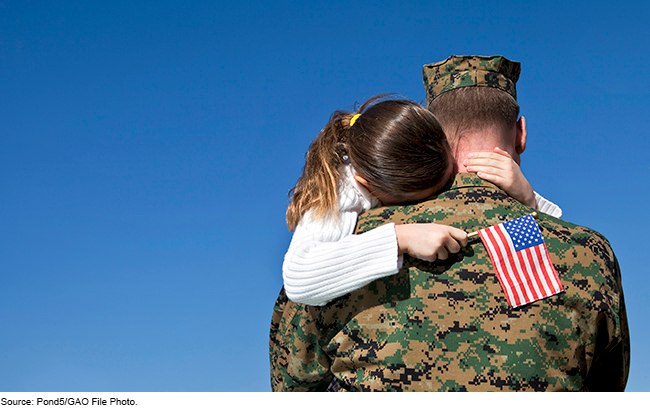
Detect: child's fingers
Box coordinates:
(466, 163, 503, 174)
(466, 163, 514, 182)
(465, 160, 506, 173)
(448, 227, 469, 247)
(432, 227, 469, 260)
(466, 148, 512, 165)
(492, 147, 512, 158)
(465, 153, 510, 168)
(436, 228, 468, 259)
(465, 153, 514, 175)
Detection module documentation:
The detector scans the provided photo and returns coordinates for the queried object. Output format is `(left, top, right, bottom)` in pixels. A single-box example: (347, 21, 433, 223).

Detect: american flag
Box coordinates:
(478, 214, 563, 308)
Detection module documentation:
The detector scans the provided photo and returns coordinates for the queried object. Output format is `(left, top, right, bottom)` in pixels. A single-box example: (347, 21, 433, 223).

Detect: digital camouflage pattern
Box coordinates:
(269, 174, 629, 391)
(423, 55, 521, 108)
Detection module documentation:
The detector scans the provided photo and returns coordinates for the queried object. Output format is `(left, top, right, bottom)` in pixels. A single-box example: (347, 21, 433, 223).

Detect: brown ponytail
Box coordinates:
(286, 95, 451, 231)
(285, 109, 356, 231)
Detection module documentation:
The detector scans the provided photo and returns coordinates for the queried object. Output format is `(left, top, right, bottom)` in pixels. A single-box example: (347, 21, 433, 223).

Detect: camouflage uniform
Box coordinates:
(269, 55, 629, 391)
(269, 174, 629, 391)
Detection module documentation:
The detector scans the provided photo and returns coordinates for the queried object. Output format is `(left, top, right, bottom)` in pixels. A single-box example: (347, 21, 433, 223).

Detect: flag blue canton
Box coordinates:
(502, 214, 545, 252)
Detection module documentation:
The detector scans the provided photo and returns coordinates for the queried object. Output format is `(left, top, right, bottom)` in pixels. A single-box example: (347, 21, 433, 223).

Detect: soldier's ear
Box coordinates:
(515, 116, 527, 155)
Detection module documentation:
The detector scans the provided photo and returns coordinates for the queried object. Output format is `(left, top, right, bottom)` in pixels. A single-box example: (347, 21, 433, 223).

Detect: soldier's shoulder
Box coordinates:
(537, 213, 620, 298)
(539, 213, 615, 255)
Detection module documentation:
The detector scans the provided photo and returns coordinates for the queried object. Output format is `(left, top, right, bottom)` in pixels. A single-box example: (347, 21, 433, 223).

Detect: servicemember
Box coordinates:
(269, 55, 629, 391)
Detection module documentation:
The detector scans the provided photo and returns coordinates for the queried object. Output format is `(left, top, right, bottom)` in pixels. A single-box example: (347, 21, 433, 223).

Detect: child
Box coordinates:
(283, 96, 560, 306)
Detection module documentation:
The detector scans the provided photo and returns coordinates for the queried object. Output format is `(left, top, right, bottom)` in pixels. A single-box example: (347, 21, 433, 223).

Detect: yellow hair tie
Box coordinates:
(349, 114, 361, 127)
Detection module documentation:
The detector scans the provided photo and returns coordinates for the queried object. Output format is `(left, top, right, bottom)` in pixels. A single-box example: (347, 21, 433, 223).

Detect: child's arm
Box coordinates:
(283, 210, 467, 306)
(464, 147, 562, 217)
(283, 209, 400, 306)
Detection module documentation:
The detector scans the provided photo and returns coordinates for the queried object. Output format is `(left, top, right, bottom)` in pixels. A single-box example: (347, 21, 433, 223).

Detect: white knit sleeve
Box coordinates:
(282, 218, 401, 306)
(534, 191, 563, 218)
(282, 168, 402, 306)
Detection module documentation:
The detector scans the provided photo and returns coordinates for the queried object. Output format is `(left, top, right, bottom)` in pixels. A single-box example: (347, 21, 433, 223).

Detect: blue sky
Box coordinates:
(1, 0, 648, 391)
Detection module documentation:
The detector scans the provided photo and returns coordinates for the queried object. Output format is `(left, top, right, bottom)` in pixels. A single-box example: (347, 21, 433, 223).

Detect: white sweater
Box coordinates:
(282, 166, 563, 306)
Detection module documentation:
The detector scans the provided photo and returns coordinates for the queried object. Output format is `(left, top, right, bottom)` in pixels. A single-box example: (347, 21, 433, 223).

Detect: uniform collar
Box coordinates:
(448, 173, 502, 192)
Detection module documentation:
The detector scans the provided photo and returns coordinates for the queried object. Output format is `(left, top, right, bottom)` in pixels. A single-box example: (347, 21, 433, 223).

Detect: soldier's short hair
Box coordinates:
(428, 86, 520, 146)
(423, 55, 521, 146)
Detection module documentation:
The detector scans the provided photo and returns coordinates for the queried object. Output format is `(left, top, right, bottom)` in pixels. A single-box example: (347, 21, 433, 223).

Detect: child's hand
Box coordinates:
(395, 223, 468, 262)
(464, 147, 537, 208)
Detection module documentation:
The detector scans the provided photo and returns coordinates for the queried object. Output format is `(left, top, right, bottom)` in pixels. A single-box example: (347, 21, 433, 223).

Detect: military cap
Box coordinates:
(423, 55, 521, 107)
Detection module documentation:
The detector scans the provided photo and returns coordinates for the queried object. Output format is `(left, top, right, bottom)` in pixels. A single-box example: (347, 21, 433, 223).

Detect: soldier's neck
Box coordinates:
(452, 130, 516, 173)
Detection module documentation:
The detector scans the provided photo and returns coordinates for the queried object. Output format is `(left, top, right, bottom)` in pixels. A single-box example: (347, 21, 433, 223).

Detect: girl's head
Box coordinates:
(286, 95, 453, 231)
(347, 97, 453, 205)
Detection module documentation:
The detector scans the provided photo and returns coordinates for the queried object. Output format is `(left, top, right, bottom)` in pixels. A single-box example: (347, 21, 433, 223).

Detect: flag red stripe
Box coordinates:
(528, 246, 552, 296)
(492, 224, 532, 304)
(479, 226, 520, 306)
(529, 245, 554, 295)
(510, 249, 540, 307)
(534, 243, 563, 293)
(520, 247, 544, 300)
(491, 224, 526, 306)
(484, 225, 523, 306)
(510, 243, 538, 303)
(522, 243, 549, 302)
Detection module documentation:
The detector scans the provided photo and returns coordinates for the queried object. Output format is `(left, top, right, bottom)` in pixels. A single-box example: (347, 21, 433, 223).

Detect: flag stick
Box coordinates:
(467, 211, 539, 239)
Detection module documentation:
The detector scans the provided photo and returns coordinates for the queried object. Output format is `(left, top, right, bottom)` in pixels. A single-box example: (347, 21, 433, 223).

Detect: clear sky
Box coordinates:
(1, 0, 648, 391)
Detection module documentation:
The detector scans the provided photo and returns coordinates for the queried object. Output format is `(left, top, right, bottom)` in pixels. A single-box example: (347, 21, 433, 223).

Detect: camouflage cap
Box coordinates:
(423, 55, 521, 107)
